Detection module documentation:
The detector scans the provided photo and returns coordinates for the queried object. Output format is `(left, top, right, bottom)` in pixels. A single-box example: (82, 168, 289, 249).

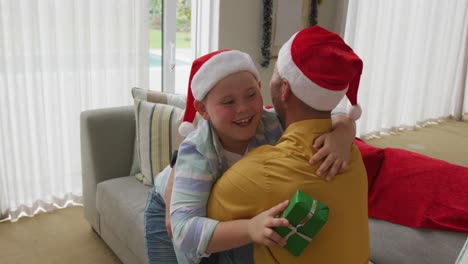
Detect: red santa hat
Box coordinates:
(179, 49, 260, 136)
(277, 26, 363, 120)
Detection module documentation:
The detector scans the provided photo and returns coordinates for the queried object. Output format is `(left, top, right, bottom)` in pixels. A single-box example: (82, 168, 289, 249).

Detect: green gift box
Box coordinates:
(274, 190, 329, 257)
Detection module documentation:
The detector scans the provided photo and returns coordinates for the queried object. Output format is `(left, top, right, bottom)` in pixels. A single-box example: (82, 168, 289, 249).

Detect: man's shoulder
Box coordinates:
(225, 145, 288, 176)
(247, 144, 287, 160)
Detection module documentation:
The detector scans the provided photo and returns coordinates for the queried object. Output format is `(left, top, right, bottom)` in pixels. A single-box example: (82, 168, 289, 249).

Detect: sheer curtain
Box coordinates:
(0, 0, 148, 221)
(344, 0, 468, 137)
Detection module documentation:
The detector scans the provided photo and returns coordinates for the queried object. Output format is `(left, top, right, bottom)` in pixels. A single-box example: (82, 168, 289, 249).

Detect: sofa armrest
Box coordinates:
(80, 105, 135, 233)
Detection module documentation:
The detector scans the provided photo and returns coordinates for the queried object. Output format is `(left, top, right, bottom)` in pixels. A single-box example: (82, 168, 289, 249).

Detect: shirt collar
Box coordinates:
(278, 119, 333, 147)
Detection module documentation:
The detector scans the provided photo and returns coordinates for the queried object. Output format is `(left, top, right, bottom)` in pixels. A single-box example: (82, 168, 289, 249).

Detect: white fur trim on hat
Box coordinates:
(191, 50, 260, 100)
(277, 33, 347, 111)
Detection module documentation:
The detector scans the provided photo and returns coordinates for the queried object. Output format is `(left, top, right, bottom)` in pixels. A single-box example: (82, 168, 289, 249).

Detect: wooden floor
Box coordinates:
(1, 118, 467, 264)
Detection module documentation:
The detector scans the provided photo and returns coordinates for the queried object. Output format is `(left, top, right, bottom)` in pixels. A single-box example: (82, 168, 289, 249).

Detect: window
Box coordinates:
(149, 0, 219, 94)
(149, 0, 193, 94)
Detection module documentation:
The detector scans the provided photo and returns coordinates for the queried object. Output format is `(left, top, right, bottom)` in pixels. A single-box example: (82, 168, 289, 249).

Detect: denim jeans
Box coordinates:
(144, 189, 254, 264)
(144, 189, 178, 264)
(201, 244, 254, 264)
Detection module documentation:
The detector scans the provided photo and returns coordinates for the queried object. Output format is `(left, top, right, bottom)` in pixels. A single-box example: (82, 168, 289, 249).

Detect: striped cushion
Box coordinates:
(130, 87, 201, 185)
(132, 87, 186, 109)
(133, 98, 185, 185)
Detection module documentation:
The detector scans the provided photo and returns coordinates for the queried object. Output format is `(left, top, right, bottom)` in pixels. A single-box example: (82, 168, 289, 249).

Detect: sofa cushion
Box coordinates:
(132, 87, 186, 109)
(133, 99, 185, 185)
(96, 176, 150, 261)
(354, 138, 384, 191)
(369, 147, 468, 232)
(130, 87, 201, 185)
(369, 218, 466, 264)
(130, 88, 186, 184)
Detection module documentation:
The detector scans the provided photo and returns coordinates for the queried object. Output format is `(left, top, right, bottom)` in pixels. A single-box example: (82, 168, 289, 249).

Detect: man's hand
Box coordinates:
(247, 200, 290, 247)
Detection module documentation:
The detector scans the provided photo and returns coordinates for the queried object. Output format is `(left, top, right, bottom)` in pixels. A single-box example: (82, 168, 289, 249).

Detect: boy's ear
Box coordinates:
(193, 100, 210, 120)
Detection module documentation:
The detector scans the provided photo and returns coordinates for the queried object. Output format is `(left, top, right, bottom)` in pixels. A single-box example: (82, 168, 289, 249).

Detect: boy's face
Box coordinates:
(196, 71, 263, 153)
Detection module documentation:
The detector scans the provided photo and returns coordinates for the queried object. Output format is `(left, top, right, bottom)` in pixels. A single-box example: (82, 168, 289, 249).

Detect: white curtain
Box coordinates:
(344, 0, 468, 137)
(0, 0, 149, 221)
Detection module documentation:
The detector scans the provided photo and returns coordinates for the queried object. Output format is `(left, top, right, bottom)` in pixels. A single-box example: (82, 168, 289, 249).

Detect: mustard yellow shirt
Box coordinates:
(207, 119, 370, 264)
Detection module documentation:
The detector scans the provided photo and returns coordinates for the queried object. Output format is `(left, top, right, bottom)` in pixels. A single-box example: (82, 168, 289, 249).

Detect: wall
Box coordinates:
(217, 0, 347, 105)
(217, 0, 274, 103)
(317, 0, 348, 37)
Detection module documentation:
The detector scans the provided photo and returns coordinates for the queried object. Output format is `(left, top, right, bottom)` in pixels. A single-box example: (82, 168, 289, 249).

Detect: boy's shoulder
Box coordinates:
(179, 119, 218, 158)
(182, 119, 211, 145)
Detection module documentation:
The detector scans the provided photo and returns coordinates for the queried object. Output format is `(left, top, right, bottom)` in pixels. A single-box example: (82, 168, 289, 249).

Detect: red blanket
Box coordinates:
(355, 139, 468, 233)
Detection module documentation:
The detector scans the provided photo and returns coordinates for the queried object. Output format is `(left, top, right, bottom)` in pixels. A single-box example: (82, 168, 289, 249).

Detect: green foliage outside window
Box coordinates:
(149, 0, 191, 49)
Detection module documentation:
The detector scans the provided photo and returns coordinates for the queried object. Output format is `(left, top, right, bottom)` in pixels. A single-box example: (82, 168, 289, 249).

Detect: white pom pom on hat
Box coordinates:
(178, 121, 196, 137)
(179, 49, 260, 137)
(277, 26, 364, 121)
(348, 104, 362, 121)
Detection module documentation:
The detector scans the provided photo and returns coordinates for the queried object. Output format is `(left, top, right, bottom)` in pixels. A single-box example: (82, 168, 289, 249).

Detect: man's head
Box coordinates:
(270, 26, 363, 125)
(179, 50, 263, 153)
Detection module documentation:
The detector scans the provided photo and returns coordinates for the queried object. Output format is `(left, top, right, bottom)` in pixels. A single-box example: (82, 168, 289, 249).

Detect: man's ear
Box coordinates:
(281, 79, 292, 102)
(257, 81, 262, 90)
(193, 100, 210, 120)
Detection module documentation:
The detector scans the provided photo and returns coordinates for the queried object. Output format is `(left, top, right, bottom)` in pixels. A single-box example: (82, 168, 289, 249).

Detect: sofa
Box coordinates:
(81, 104, 467, 264)
(81, 105, 148, 264)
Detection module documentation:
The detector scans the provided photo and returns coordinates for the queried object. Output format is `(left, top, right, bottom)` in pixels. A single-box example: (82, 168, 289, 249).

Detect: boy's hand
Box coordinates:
(248, 200, 290, 247)
(309, 131, 351, 181)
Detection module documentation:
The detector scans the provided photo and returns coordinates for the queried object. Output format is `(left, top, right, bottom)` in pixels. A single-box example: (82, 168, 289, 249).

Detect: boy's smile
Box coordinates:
(233, 116, 254, 127)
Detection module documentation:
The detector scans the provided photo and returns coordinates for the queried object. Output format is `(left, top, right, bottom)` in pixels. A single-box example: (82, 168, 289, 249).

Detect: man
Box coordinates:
(207, 25, 370, 264)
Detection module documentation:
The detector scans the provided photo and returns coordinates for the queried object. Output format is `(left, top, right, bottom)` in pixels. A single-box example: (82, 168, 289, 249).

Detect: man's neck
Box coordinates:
(283, 102, 332, 128)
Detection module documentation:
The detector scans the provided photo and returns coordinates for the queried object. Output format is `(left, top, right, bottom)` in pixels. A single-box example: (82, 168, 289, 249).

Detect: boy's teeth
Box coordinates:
(236, 117, 250, 124)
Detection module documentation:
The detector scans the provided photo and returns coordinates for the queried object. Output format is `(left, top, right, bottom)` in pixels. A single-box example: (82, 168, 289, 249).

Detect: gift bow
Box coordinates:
(283, 199, 317, 242)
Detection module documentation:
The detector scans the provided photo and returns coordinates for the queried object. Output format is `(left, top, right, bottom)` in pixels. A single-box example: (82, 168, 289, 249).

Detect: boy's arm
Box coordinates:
(164, 166, 175, 238)
(169, 142, 220, 261)
(263, 108, 356, 181)
(206, 201, 289, 253)
(165, 150, 179, 237)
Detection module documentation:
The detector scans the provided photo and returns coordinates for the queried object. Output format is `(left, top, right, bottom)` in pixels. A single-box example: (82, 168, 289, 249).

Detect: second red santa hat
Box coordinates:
(277, 25, 363, 120)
